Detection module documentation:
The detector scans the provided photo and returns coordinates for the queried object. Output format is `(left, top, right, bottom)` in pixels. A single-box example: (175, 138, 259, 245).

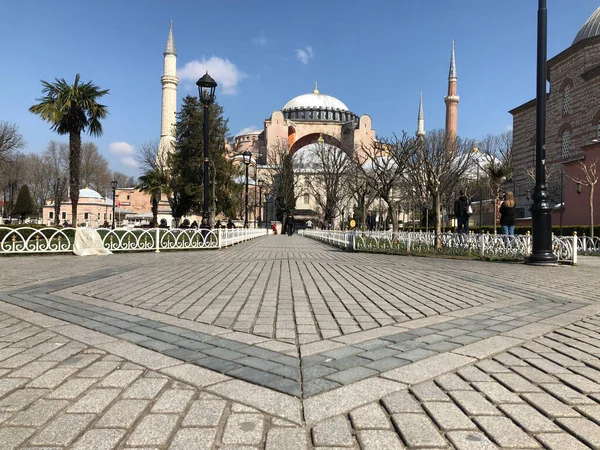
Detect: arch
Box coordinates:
(289, 133, 342, 155)
(287, 125, 296, 148)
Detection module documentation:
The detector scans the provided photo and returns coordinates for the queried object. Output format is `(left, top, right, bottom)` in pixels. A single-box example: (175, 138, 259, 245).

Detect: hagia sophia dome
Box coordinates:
(281, 82, 358, 123)
(283, 85, 349, 111)
(573, 6, 600, 45)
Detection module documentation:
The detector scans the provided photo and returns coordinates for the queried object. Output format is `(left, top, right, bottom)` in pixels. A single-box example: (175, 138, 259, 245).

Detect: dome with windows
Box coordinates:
(573, 7, 600, 46)
(79, 187, 103, 199)
(282, 83, 357, 123)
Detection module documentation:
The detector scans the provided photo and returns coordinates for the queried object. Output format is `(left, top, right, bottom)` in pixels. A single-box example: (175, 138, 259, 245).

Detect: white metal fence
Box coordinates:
(0, 227, 267, 255)
(300, 230, 597, 264)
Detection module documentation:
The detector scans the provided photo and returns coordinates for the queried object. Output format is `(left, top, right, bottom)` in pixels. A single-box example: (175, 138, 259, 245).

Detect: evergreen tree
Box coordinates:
(170, 96, 239, 222)
(275, 152, 297, 221)
(13, 184, 36, 223)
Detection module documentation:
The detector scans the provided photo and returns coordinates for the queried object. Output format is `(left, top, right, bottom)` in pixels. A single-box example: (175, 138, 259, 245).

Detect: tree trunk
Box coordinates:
(434, 190, 442, 249)
(590, 185, 595, 240)
(69, 131, 81, 227)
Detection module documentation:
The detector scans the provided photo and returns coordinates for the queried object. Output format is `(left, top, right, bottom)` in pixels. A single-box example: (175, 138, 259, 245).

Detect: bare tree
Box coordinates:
(111, 172, 135, 188)
(346, 155, 376, 230)
(479, 132, 513, 232)
(0, 121, 26, 164)
(0, 152, 27, 221)
(303, 139, 352, 228)
(567, 157, 599, 240)
(266, 138, 303, 222)
(407, 130, 474, 246)
(359, 133, 417, 232)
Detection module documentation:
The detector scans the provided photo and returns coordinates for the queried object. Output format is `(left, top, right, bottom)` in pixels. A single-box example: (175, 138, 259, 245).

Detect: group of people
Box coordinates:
(454, 189, 516, 237)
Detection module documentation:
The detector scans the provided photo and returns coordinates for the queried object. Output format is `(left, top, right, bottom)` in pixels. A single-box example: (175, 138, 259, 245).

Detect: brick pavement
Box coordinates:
(0, 234, 599, 448)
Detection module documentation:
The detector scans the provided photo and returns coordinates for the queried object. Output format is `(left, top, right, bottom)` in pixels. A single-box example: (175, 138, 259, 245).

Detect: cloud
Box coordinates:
(178, 57, 247, 95)
(236, 126, 259, 137)
(295, 46, 314, 64)
(120, 156, 138, 168)
(252, 35, 267, 46)
(108, 141, 138, 168)
(108, 141, 135, 156)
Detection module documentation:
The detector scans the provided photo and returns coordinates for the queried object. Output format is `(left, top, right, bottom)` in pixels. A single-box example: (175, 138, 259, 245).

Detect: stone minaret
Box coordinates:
(158, 21, 178, 163)
(444, 41, 459, 138)
(416, 92, 425, 139)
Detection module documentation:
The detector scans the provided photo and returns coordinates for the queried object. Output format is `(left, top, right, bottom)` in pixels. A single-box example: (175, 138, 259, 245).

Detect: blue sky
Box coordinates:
(1, 0, 598, 177)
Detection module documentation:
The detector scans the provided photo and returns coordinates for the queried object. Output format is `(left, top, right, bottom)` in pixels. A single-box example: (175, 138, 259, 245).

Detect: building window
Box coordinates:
(62, 212, 66, 220)
(562, 130, 571, 158)
(304, 194, 310, 204)
(84, 212, 89, 220)
(563, 85, 571, 115)
(49, 212, 53, 219)
(126, 195, 130, 200)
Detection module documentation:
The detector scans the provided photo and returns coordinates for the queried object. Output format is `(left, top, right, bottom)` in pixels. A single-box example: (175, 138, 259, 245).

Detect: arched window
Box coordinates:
(562, 130, 571, 158)
(563, 85, 571, 115)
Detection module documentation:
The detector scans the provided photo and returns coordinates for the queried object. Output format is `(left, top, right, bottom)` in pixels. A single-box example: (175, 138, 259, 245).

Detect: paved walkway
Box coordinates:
(0, 234, 599, 449)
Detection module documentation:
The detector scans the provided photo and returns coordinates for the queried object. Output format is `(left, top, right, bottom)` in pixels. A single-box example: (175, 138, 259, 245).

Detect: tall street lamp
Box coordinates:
(110, 179, 118, 229)
(242, 150, 252, 228)
(196, 72, 217, 226)
(253, 164, 258, 228)
(258, 178, 264, 228)
(528, 0, 557, 264)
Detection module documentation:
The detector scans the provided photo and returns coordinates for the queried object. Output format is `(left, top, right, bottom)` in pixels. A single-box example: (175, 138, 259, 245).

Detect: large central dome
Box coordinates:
(573, 7, 600, 45)
(283, 83, 349, 111)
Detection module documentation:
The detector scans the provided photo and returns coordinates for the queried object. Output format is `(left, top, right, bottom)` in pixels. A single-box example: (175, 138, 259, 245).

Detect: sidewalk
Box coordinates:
(0, 235, 599, 449)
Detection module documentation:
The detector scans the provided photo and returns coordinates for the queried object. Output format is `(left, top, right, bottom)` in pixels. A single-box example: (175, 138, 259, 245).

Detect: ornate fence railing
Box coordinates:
(0, 226, 267, 255)
(300, 230, 595, 264)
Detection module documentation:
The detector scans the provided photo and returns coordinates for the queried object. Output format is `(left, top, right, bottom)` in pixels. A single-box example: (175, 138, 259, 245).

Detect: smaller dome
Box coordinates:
(79, 188, 103, 199)
(573, 7, 600, 45)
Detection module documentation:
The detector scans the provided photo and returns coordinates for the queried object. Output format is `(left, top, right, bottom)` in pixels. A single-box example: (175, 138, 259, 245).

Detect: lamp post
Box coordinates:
(253, 165, 258, 228)
(528, 0, 557, 264)
(242, 150, 252, 227)
(258, 178, 264, 228)
(110, 179, 118, 229)
(196, 72, 218, 226)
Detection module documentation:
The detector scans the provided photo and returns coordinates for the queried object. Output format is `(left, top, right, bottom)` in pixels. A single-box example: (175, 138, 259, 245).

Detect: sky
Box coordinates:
(1, 0, 599, 178)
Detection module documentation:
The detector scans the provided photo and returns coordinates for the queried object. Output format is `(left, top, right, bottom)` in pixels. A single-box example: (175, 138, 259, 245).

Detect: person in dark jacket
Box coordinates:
(500, 191, 516, 241)
(454, 190, 471, 235)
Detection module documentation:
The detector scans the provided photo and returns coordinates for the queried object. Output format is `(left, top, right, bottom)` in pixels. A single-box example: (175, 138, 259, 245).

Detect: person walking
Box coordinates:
(454, 190, 471, 235)
(286, 212, 294, 236)
(499, 191, 516, 244)
(366, 211, 376, 231)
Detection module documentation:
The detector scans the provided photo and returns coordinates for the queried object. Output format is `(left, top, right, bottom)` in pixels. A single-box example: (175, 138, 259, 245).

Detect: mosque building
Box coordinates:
(510, 6, 600, 227)
(122, 23, 460, 228)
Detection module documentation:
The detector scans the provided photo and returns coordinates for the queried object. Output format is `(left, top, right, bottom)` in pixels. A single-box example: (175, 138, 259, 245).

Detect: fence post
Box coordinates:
(583, 233, 587, 252)
(218, 228, 222, 249)
(480, 233, 485, 258)
(155, 227, 160, 253)
(408, 233, 412, 254)
(573, 231, 578, 265)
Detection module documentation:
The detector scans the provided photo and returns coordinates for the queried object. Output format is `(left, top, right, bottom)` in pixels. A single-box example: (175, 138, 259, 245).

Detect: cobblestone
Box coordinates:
(2, 238, 600, 449)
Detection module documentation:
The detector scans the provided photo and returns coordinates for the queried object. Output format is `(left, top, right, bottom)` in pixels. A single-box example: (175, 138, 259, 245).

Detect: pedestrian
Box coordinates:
(286, 212, 294, 236)
(454, 190, 471, 235)
(500, 191, 516, 244)
(366, 211, 376, 231)
(191, 220, 198, 229)
(226, 218, 236, 229)
(306, 219, 313, 230)
(215, 220, 222, 229)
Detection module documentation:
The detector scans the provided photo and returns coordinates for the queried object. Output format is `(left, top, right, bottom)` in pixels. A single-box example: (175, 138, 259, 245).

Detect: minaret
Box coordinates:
(158, 21, 179, 163)
(416, 92, 425, 139)
(444, 41, 459, 138)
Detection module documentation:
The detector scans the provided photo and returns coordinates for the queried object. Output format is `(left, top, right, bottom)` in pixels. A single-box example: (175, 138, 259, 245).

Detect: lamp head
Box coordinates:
(242, 150, 252, 166)
(110, 180, 118, 190)
(196, 71, 217, 106)
(257, 178, 264, 187)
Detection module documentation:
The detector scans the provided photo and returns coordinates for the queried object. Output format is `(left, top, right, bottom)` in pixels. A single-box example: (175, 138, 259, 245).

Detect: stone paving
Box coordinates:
(0, 234, 599, 448)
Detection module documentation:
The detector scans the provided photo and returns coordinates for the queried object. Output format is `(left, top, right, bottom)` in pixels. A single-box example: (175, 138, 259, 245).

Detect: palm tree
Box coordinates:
(137, 168, 169, 226)
(29, 74, 109, 226)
